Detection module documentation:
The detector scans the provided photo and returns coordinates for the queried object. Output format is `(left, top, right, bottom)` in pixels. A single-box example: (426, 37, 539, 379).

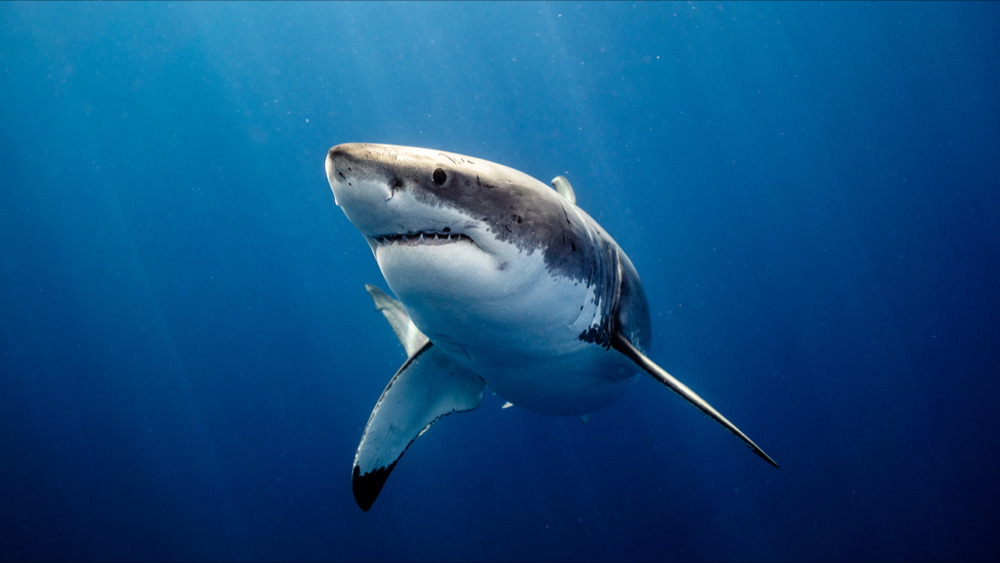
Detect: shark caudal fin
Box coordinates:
(611, 332, 779, 469)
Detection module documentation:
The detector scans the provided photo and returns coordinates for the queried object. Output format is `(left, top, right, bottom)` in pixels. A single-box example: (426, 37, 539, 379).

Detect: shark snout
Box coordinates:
(325, 144, 404, 199)
(327, 143, 461, 243)
(326, 145, 391, 233)
(325, 145, 357, 189)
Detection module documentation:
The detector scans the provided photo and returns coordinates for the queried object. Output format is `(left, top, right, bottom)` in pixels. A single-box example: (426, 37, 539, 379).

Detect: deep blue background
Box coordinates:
(2, 2, 998, 561)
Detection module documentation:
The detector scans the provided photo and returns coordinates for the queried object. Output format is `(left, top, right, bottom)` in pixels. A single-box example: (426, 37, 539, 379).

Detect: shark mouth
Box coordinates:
(371, 231, 475, 248)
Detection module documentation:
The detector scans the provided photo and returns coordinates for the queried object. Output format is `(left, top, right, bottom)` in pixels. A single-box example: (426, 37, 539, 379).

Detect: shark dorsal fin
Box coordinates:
(550, 176, 576, 204)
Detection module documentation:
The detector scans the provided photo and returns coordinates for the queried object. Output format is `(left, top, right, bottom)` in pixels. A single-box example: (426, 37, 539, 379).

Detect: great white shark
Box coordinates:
(325, 142, 777, 511)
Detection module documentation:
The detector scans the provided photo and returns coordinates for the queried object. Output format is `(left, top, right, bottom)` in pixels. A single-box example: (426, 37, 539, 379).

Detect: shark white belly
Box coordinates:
(325, 142, 777, 511)
(377, 232, 633, 415)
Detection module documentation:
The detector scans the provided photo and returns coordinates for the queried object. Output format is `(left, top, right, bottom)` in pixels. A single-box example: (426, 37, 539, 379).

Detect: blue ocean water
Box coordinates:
(2, 1, 998, 560)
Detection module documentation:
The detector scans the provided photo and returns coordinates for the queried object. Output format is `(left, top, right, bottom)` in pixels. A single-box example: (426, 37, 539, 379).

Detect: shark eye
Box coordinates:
(432, 168, 447, 186)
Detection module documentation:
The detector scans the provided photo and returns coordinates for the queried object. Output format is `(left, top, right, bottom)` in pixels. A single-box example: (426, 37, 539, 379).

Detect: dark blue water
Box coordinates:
(2, 2, 998, 561)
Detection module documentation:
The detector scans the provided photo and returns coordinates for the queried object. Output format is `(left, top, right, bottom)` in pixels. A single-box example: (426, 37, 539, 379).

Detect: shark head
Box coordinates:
(326, 143, 546, 283)
(325, 143, 624, 356)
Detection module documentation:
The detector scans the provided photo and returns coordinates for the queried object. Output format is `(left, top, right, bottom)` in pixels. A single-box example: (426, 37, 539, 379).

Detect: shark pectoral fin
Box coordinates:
(611, 332, 779, 469)
(365, 284, 429, 357)
(353, 341, 485, 511)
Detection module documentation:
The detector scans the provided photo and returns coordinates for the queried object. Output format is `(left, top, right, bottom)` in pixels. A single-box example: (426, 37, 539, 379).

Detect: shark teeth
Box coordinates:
(372, 231, 473, 247)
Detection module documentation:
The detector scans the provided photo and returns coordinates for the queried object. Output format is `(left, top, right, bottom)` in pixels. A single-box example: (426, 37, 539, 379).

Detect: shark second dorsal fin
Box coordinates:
(611, 332, 779, 469)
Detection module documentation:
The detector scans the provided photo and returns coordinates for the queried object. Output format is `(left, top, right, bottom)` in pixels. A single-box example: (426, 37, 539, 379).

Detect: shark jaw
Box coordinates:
(367, 229, 481, 265)
(370, 230, 474, 248)
(367, 225, 507, 307)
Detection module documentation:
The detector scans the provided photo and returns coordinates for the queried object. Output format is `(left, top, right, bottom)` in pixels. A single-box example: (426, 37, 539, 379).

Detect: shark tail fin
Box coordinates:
(611, 332, 779, 469)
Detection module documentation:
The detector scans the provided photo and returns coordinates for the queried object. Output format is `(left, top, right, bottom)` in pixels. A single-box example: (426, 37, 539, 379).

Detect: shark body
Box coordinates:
(325, 143, 777, 511)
